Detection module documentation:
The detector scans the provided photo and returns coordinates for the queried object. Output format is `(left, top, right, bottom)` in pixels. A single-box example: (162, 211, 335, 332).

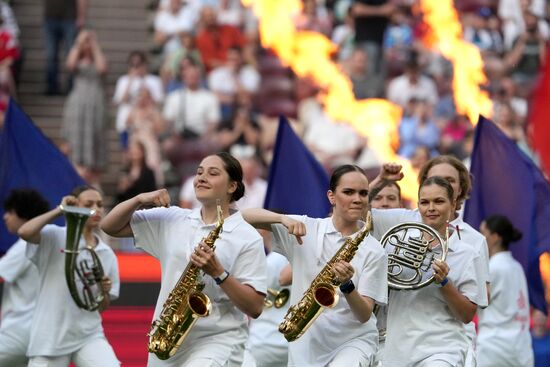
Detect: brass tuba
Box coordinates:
(62, 205, 105, 311)
(279, 212, 372, 342)
(380, 222, 448, 290)
(264, 288, 290, 309)
(147, 203, 224, 360)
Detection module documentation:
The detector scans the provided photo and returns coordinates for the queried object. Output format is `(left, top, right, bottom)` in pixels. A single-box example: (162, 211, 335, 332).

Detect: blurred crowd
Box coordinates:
(2, 0, 550, 209)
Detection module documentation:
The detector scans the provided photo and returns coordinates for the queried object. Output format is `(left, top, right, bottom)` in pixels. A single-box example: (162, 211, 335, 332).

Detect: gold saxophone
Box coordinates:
(279, 212, 373, 342)
(148, 204, 224, 360)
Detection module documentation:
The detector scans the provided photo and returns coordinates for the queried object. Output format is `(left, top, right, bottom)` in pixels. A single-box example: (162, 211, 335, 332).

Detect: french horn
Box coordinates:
(380, 222, 448, 290)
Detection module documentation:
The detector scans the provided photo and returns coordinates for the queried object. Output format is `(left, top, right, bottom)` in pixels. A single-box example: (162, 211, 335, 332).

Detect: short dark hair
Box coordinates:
(419, 176, 454, 202)
(215, 152, 245, 202)
(329, 165, 368, 192)
(128, 50, 147, 65)
(4, 189, 50, 220)
(368, 180, 401, 203)
(484, 215, 522, 249)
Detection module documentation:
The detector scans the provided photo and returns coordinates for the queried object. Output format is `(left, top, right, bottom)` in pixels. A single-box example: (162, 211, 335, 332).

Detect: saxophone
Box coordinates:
(279, 212, 373, 342)
(148, 204, 224, 360)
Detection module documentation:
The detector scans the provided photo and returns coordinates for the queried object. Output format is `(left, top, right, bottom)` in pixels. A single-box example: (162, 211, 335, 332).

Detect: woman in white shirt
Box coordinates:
(18, 186, 120, 367)
(373, 156, 491, 367)
(242, 164, 388, 367)
(380, 176, 481, 367)
(477, 215, 534, 367)
(101, 152, 267, 367)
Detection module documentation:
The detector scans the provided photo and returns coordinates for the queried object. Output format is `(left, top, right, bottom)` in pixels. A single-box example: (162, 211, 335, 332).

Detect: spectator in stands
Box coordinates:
(410, 145, 431, 171)
(387, 53, 438, 108)
(154, 0, 198, 56)
(217, 0, 246, 28)
(62, 30, 107, 187)
(345, 47, 383, 99)
(0, 189, 49, 367)
(294, 0, 333, 36)
(160, 32, 204, 89)
(505, 10, 548, 86)
(351, 0, 394, 75)
(216, 106, 261, 152)
(208, 46, 260, 120)
(0, 13, 19, 101)
(492, 101, 526, 144)
(383, 5, 413, 75)
(116, 139, 158, 204)
(231, 144, 267, 210)
(43, 0, 85, 95)
(195, 6, 246, 72)
(126, 87, 165, 185)
(113, 51, 164, 147)
(162, 64, 221, 178)
(398, 98, 440, 159)
(498, 0, 548, 49)
(301, 98, 363, 169)
(332, 6, 355, 61)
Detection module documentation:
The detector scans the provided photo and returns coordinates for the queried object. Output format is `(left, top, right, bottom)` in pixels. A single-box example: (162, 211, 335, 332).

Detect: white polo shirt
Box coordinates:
(246, 251, 289, 367)
(371, 209, 489, 360)
(131, 207, 267, 367)
(271, 216, 388, 367)
(162, 88, 221, 136)
(26, 225, 120, 356)
(476, 252, 534, 367)
(382, 236, 481, 366)
(0, 238, 39, 352)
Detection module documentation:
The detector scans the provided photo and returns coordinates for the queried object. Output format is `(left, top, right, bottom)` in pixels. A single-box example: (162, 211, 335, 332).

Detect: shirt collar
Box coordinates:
(189, 207, 241, 232)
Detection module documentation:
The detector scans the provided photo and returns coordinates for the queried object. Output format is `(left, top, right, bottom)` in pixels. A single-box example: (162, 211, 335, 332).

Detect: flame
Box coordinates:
(419, 0, 493, 123)
(242, 0, 419, 200)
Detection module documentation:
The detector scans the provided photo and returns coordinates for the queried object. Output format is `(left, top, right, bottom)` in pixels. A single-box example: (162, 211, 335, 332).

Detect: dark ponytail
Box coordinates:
(215, 152, 245, 202)
(484, 215, 522, 249)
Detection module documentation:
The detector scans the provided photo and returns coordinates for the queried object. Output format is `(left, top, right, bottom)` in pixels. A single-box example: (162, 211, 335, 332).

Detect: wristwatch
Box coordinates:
(339, 279, 355, 294)
(214, 270, 230, 285)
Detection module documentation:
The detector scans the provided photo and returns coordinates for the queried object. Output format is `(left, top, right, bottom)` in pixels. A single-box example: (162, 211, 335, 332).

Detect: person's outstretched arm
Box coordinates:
(241, 208, 306, 244)
(101, 189, 170, 238)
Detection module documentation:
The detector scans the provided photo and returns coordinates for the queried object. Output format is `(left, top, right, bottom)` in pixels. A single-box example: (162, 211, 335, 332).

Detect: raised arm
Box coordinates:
(101, 189, 170, 238)
(241, 208, 306, 244)
(369, 163, 404, 192)
(18, 195, 77, 244)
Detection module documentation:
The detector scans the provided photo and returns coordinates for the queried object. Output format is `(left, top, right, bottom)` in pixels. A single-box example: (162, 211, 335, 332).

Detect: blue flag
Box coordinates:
(264, 116, 331, 217)
(0, 99, 85, 251)
(464, 116, 550, 312)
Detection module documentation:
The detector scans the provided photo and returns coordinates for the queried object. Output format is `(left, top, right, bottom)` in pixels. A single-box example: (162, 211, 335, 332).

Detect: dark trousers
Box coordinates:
(44, 18, 77, 93)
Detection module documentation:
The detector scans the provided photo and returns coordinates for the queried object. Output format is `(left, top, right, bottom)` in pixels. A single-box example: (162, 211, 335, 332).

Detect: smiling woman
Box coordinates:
(101, 152, 267, 367)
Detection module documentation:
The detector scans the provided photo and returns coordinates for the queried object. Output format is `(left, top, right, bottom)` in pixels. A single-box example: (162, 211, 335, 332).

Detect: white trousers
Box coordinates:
(27, 337, 119, 367)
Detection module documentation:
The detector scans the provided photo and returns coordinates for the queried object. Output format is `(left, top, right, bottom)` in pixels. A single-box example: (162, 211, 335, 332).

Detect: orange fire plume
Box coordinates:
(419, 0, 493, 124)
(242, 0, 419, 200)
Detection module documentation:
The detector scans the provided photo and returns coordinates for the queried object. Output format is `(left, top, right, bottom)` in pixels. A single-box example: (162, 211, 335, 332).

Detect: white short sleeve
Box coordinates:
(357, 237, 388, 305)
(0, 239, 33, 282)
(454, 251, 481, 305)
(270, 215, 307, 261)
(230, 237, 267, 294)
(26, 225, 62, 269)
(131, 207, 178, 259)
